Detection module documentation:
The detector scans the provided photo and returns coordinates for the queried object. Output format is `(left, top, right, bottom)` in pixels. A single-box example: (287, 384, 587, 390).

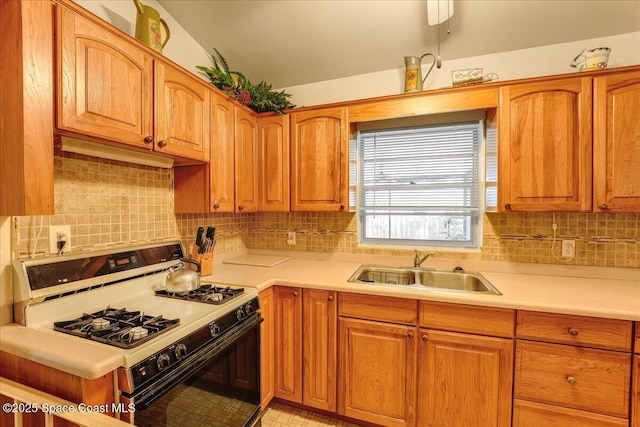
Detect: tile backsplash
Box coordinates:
(13, 153, 639, 269)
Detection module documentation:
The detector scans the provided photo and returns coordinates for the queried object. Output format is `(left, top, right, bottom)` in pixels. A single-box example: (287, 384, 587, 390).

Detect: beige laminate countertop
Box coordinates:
(206, 252, 640, 321)
(0, 324, 124, 379)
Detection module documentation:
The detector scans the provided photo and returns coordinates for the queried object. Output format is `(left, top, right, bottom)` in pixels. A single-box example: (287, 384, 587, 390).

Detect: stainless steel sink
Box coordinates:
(348, 265, 501, 295)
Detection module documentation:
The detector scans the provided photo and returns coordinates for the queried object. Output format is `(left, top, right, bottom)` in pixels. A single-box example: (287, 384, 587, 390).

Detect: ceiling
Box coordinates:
(157, 0, 640, 89)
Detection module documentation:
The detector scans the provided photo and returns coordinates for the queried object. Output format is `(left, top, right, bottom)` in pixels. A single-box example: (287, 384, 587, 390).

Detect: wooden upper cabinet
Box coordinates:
(498, 78, 592, 212)
(234, 107, 259, 213)
(210, 94, 235, 212)
(258, 115, 290, 211)
(593, 70, 640, 213)
(0, 0, 54, 215)
(56, 5, 153, 149)
(154, 61, 210, 162)
(290, 107, 349, 211)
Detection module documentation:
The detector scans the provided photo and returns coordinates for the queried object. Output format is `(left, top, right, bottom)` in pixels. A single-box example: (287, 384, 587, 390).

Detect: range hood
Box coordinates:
(56, 136, 174, 169)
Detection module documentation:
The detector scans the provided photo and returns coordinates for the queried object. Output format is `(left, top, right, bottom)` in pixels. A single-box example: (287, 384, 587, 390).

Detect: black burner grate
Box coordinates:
(155, 284, 244, 305)
(53, 307, 179, 349)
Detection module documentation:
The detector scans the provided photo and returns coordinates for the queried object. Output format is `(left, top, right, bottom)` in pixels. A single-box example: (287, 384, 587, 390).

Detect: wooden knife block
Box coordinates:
(193, 252, 213, 276)
(191, 244, 213, 276)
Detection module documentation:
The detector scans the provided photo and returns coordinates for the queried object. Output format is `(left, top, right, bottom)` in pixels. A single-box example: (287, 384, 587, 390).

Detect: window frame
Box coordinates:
(355, 114, 486, 249)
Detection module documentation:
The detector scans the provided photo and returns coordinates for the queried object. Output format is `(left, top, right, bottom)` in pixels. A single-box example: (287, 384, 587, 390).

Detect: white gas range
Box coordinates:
(13, 241, 263, 427)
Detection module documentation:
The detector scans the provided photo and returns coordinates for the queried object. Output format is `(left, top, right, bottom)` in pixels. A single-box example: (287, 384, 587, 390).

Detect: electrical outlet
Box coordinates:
(561, 239, 575, 258)
(49, 225, 71, 255)
(287, 231, 296, 245)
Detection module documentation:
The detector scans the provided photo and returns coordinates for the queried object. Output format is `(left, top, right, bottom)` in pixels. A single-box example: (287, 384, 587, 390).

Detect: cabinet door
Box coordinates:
(302, 289, 337, 412)
(273, 286, 302, 403)
(418, 329, 514, 427)
(154, 61, 210, 161)
(210, 94, 235, 212)
(258, 115, 290, 211)
(338, 317, 417, 427)
(259, 288, 275, 409)
(594, 71, 640, 212)
(633, 355, 639, 427)
(234, 107, 259, 212)
(291, 107, 349, 211)
(498, 78, 592, 212)
(57, 5, 153, 149)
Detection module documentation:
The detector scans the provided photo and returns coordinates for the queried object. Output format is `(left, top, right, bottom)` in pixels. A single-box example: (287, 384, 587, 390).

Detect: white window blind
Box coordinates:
(358, 121, 481, 248)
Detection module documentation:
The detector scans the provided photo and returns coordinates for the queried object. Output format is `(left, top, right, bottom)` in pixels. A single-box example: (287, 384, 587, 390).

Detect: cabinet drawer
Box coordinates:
(513, 399, 628, 427)
(517, 311, 633, 351)
(338, 292, 417, 325)
(515, 341, 631, 417)
(419, 301, 515, 338)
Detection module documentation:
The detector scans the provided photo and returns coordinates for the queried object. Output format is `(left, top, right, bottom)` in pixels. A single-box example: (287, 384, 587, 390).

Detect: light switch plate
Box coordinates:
(49, 225, 71, 255)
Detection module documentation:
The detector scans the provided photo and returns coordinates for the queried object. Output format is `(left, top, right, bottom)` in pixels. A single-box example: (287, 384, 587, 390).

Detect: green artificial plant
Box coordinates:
(197, 48, 294, 114)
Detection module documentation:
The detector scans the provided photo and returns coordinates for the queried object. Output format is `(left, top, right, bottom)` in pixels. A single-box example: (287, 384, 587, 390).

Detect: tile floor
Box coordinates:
(260, 402, 362, 427)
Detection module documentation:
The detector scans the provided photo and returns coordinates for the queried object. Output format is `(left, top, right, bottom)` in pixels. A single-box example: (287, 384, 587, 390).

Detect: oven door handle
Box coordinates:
(125, 312, 262, 409)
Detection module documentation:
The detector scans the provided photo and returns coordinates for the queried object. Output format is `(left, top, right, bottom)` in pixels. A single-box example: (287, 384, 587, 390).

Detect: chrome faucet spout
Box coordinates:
(413, 249, 435, 267)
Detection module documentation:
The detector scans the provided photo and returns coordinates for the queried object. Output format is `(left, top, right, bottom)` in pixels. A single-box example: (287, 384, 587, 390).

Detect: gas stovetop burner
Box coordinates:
(53, 307, 179, 349)
(155, 284, 244, 305)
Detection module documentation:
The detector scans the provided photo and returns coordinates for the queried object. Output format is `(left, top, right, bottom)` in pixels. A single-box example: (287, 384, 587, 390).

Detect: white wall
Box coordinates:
(282, 32, 640, 107)
(74, 0, 211, 81)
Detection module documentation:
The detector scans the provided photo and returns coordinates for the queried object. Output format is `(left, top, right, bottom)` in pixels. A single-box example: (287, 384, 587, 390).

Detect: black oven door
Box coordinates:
(129, 313, 262, 427)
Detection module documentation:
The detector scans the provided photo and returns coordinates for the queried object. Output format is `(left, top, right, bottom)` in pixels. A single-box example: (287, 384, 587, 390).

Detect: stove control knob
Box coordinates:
(244, 302, 254, 314)
(138, 366, 147, 377)
(157, 354, 171, 371)
(236, 307, 246, 321)
(209, 322, 221, 338)
(174, 344, 188, 360)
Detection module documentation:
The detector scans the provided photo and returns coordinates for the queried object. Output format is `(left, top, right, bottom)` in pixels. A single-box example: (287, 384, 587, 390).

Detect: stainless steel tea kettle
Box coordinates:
(164, 259, 201, 293)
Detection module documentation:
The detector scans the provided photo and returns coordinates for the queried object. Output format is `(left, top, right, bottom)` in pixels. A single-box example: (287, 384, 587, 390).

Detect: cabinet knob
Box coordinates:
(238, 205, 244, 211)
(407, 332, 414, 339)
(339, 204, 345, 210)
(568, 328, 579, 336)
(157, 140, 167, 147)
(328, 295, 334, 301)
(566, 376, 577, 385)
(213, 203, 220, 209)
(598, 204, 609, 210)
(504, 203, 512, 210)
(422, 335, 428, 342)
(293, 291, 299, 297)
(143, 136, 154, 144)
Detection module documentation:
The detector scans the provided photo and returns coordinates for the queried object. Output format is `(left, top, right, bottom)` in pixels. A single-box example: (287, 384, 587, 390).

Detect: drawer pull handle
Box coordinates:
(567, 376, 577, 385)
(568, 328, 579, 336)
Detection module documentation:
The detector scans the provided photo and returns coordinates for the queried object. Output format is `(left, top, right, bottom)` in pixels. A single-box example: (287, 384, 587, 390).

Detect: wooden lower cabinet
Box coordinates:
(259, 287, 275, 408)
(273, 286, 303, 402)
(338, 317, 417, 427)
(272, 286, 337, 411)
(513, 400, 629, 427)
(302, 289, 337, 412)
(417, 329, 513, 427)
(633, 354, 640, 427)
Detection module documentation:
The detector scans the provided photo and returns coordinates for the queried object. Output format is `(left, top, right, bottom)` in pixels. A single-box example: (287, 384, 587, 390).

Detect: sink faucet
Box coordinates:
(413, 249, 435, 268)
